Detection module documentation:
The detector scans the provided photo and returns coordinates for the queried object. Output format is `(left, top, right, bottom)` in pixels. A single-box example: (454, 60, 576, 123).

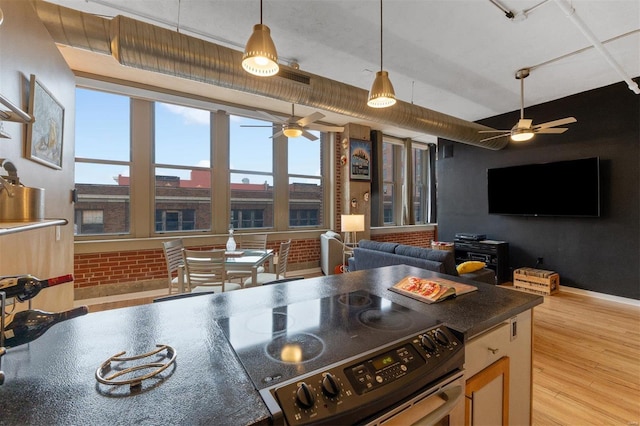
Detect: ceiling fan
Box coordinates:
(480, 68, 577, 142)
(241, 104, 344, 141)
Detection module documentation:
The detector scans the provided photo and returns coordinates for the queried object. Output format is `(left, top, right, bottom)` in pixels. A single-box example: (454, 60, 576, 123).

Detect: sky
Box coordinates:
(74, 88, 321, 185)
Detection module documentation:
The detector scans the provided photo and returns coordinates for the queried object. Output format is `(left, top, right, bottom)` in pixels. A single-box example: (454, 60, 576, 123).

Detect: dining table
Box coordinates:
(224, 249, 274, 288)
(176, 248, 274, 293)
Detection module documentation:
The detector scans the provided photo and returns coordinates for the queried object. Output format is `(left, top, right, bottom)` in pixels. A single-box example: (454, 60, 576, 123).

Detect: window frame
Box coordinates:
(73, 78, 332, 241)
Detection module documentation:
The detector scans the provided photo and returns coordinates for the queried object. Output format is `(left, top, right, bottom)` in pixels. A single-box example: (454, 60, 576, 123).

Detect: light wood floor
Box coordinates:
(77, 284, 640, 425)
(532, 291, 640, 425)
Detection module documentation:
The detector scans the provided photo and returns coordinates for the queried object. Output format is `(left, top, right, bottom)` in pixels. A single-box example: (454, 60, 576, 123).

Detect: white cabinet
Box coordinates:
(464, 310, 533, 426)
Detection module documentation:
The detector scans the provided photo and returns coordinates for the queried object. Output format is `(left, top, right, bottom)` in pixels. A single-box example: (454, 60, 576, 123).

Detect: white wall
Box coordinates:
(0, 0, 76, 311)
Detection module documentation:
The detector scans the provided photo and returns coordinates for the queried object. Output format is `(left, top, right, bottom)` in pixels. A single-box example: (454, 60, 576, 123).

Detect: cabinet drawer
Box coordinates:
(465, 322, 511, 378)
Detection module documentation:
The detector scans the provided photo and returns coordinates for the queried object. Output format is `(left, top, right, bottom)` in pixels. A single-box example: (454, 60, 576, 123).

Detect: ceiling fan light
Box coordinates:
(367, 71, 396, 108)
(242, 24, 279, 77)
(283, 125, 303, 138)
(510, 128, 535, 142)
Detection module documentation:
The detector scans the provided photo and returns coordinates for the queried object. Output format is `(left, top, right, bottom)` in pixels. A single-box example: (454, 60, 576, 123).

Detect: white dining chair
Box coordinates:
(162, 239, 186, 294)
(244, 240, 291, 287)
(227, 233, 268, 283)
(182, 249, 242, 293)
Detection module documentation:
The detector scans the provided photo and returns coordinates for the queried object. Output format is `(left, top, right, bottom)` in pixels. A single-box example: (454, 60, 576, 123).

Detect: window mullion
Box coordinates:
(213, 110, 230, 234)
(131, 98, 153, 237)
(273, 132, 288, 230)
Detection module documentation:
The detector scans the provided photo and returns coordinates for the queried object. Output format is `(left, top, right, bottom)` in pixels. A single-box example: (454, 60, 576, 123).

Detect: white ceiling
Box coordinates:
(43, 0, 640, 144)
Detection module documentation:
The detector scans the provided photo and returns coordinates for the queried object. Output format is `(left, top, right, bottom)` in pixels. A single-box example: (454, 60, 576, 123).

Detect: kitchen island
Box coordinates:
(0, 265, 542, 425)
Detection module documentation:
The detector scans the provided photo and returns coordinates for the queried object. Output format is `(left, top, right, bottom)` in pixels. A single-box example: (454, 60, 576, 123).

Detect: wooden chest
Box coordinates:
(513, 268, 560, 295)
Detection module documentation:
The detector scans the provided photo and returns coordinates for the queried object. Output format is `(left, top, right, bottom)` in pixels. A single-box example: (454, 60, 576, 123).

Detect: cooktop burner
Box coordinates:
(217, 290, 440, 389)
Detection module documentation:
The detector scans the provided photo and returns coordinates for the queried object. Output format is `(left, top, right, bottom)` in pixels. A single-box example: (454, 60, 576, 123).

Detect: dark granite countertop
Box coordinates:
(0, 265, 542, 425)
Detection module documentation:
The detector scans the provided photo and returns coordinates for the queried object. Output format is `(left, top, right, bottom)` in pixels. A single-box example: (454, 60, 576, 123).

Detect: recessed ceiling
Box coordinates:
(43, 0, 640, 143)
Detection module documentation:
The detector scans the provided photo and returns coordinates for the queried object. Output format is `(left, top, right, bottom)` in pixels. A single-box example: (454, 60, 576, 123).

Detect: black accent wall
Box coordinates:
(437, 79, 639, 300)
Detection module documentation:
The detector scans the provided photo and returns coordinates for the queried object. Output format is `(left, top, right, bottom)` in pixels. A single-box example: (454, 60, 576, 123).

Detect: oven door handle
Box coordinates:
(411, 385, 463, 426)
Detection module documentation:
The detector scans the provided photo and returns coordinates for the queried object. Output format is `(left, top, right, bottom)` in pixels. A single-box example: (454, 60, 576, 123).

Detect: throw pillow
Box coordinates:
(457, 261, 486, 274)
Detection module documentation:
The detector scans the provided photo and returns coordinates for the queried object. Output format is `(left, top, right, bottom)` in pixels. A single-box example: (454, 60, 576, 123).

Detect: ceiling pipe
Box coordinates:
(32, 0, 506, 149)
(553, 0, 640, 95)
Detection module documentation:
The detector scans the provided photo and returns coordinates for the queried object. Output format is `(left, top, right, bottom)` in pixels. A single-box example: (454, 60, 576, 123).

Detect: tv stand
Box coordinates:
(454, 240, 509, 284)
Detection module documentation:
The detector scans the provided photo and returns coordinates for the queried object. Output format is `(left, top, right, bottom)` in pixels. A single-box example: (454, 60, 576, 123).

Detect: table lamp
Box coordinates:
(341, 214, 365, 246)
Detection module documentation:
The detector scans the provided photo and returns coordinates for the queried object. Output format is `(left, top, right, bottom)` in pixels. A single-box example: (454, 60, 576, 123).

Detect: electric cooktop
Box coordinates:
(217, 289, 443, 390)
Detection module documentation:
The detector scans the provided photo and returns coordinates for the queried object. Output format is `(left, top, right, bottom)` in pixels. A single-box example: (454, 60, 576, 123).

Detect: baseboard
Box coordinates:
(560, 286, 640, 307)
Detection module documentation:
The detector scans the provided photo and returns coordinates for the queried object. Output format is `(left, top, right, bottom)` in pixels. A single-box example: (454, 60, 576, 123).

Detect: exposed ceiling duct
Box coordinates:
(32, 0, 506, 150)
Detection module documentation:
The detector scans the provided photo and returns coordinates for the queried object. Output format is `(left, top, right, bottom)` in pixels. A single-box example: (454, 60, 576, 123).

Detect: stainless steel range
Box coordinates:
(217, 290, 464, 425)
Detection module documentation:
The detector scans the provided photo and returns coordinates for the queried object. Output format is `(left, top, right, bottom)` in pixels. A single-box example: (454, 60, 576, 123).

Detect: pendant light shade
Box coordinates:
(368, 71, 396, 108)
(368, 0, 396, 108)
(242, 1, 279, 77)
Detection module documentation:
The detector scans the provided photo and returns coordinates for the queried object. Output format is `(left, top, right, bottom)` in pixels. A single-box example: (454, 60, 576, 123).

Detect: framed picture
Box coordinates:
(26, 74, 64, 169)
(349, 138, 371, 181)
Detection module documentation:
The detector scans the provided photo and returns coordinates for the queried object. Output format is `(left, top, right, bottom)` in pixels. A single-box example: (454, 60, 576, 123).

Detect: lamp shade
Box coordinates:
(242, 24, 279, 76)
(341, 214, 365, 232)
(283, 124, 303, 138)
(510, 128, 535, 142)
(367, 71, 396, 108)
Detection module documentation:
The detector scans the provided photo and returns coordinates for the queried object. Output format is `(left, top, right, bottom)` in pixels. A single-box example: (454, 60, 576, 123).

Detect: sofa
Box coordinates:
(347, 239, 496, 285)
(320, 231, 347, 275)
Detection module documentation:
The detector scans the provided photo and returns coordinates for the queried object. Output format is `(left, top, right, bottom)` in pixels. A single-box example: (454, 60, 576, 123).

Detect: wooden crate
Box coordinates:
(513, 268, 560, 295)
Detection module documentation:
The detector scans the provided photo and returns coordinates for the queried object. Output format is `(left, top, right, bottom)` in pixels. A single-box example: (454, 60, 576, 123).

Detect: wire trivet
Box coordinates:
(95, 344, 176, 389)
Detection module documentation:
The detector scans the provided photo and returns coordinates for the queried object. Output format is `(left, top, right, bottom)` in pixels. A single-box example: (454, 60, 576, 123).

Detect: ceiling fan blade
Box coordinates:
(297, 112, 325, 127)
(480, 134, 509, 142)
(301, 130, 319, 141)
(306, 123, 345, 132)
(256, 110, 286, 123)
(536, 128, 568, 134)
(478, 130, 511, 133)
(240, 125, 276, 128)
(271, 130, 284, 139)
(534, 117, 577, 130)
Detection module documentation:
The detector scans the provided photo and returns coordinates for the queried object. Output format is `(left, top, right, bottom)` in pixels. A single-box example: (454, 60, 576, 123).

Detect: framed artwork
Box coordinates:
(349, 138, 371, 181)
(26, 74, 64, 169)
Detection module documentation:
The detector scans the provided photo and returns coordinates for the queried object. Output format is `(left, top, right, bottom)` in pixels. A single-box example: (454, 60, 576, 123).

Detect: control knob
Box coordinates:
(434, 329, 450, 346)
(420, 334, 437, 353)
(295, 382, 316, 409)
(321, 373, 340, 398)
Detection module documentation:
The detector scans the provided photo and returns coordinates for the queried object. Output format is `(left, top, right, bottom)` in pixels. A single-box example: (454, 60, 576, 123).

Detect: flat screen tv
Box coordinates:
(487, 157, 600, 217)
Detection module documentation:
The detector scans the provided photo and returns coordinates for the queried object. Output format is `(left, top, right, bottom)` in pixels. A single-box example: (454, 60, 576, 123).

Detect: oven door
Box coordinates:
(364, 371, 464, 426)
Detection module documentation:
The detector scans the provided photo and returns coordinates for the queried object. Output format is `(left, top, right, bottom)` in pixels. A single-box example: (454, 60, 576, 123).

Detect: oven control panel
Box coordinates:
(266, 326, 463, 426)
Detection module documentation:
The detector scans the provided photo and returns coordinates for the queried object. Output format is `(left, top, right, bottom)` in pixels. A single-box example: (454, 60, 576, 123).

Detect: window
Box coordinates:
(288, 132, 324, 228)
(75, 209, 104, 234)
(74, 88, 131, 235)
(372, 136, 435, 226)
(231, 209, 264, 228)
(413, 146, 426, 223)
(74, 80, 332, 240)
(155, 209, 195, 232)
(229, 116, 274, 229)
(154, 102, 212, 233)
(382, 140, 404, 225)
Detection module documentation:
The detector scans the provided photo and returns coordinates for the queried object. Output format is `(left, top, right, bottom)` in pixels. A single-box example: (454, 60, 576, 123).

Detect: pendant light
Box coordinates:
(367, 0, 396, 108)
(242, 0, 279, 77)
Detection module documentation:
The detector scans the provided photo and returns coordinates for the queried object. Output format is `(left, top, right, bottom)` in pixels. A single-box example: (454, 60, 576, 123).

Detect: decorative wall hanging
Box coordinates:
(26, 75, 64, 169)
(349, 139, 371, 181)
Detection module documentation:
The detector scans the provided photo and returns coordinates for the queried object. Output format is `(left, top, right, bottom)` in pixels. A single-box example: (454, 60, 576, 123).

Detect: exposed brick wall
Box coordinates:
(371, 230, 436, 248)
(74, 250, 167, 289)
(73, 237, 322, 292)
